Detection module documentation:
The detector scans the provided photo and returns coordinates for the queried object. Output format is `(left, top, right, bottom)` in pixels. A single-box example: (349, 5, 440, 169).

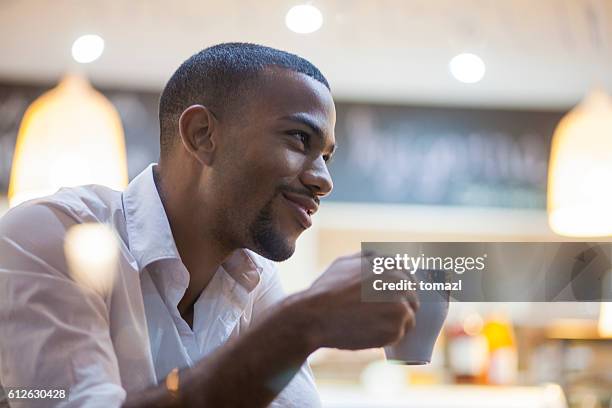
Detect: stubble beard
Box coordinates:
(248, 194, 295, 262)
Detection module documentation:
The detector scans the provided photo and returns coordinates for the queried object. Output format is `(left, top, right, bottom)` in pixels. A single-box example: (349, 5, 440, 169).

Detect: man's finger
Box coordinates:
(385, 269, 420, 310)
(402, 301, 416, 331)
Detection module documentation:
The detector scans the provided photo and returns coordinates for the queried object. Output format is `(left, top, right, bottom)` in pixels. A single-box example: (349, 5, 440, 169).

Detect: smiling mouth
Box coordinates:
(282, 193, 314, 229)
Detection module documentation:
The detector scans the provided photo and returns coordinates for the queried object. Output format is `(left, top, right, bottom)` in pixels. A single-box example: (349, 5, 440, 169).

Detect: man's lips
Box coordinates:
(281, 192, 318, 228)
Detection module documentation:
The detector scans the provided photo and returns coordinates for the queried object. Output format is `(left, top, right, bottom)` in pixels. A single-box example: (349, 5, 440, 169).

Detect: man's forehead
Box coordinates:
(254, 67, 336, 125)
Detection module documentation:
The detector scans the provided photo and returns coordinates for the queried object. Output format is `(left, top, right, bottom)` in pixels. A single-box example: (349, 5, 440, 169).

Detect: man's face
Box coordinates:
(212, 68, 336, 261)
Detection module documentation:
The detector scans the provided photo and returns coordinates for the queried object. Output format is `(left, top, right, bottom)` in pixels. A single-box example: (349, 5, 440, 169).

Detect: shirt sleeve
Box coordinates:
(0, 203, 126, 408)
(252, 259, 322, 408)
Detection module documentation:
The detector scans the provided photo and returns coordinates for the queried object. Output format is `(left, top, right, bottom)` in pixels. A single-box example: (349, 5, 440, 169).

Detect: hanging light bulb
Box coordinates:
(547, 89, 612, 237)
(285, 4, 323, 34)
(71, 34, 105, 64)
(449, 53, 486, 84)
(8, 74, 128, 207)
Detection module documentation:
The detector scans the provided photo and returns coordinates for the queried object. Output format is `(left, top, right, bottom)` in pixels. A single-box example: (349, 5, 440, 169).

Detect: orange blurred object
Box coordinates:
(482, 314, 518, 385)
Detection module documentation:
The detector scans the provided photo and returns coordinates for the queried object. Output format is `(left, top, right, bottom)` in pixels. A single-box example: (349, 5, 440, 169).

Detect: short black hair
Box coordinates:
(158, 42, 330, 156)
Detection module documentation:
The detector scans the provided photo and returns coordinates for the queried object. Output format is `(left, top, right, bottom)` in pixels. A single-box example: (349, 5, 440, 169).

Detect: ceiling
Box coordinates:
(1, 0, 611, 108)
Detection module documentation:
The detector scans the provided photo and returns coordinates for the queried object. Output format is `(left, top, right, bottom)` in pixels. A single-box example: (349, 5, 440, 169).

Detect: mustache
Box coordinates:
(277, 185, 320, 206)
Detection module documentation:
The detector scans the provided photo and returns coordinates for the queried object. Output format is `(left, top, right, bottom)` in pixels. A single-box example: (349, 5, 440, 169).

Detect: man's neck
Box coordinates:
(152, 163, 234, 321)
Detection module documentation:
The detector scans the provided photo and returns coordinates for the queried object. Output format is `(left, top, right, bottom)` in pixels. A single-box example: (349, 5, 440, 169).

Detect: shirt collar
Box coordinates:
(122, 164, 180, 269)
(122, 164, 262, 292)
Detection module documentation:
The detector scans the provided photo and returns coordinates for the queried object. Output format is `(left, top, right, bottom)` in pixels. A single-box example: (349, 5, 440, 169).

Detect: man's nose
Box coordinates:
(301, 156, 333, 197)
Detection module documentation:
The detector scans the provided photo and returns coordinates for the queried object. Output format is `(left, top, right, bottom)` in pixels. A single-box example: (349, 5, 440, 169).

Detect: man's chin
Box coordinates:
(249, 232, 296, 262)
(263, 247, 295, 262)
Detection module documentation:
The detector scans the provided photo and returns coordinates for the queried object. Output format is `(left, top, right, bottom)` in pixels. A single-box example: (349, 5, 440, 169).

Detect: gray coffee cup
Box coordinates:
(384, 269, 449, 365)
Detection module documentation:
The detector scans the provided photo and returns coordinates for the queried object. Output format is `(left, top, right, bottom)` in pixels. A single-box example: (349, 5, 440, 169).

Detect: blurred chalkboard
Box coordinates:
(329, 104, 563, 208)
(0, 82, 564, 208)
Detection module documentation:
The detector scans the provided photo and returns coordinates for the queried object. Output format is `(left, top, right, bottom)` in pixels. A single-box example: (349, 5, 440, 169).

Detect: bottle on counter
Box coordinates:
(446, 313, 489, 384)
(482, 313, 518, 385)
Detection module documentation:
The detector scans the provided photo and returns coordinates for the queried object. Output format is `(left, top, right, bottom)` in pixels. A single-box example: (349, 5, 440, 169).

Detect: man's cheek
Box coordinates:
(264, 148, 303, 177)
(284, 151, 307, 174)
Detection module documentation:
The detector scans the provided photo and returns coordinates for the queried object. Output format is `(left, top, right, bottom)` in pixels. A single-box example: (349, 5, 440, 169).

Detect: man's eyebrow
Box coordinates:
(280, 113, 336, 155)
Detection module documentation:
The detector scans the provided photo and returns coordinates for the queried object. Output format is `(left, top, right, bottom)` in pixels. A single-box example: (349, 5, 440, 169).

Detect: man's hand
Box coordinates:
(292, 252, 419, 350)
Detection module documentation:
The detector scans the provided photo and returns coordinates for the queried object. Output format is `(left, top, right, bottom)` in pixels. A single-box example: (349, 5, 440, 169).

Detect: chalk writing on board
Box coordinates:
(328, 105, 563, 208)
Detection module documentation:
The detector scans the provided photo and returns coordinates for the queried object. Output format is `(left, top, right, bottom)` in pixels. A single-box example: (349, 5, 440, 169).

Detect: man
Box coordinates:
(0, 43, 417, 407)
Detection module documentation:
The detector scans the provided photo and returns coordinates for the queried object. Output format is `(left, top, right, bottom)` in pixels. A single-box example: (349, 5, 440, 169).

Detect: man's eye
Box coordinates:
(290, 131, 309, 147)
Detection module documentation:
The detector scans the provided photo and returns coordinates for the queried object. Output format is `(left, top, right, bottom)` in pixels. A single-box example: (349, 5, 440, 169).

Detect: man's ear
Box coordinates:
(177, 104, 218, 165)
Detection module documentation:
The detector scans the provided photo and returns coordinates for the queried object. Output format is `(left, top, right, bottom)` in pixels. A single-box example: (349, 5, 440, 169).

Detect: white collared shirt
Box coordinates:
(0, 164, 320, 408)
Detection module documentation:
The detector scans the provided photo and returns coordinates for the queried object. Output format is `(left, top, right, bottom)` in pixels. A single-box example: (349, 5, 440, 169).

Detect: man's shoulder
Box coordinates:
(1, 184, 123, 228)
(0, 185, 125, 274)
(0, 185, 121, 262)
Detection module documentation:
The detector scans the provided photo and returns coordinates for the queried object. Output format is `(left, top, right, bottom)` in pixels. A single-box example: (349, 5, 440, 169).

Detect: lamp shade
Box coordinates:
(599, 302, 612, 338)
(8, 74, 128, 208)
(547, 89, 612, 237)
